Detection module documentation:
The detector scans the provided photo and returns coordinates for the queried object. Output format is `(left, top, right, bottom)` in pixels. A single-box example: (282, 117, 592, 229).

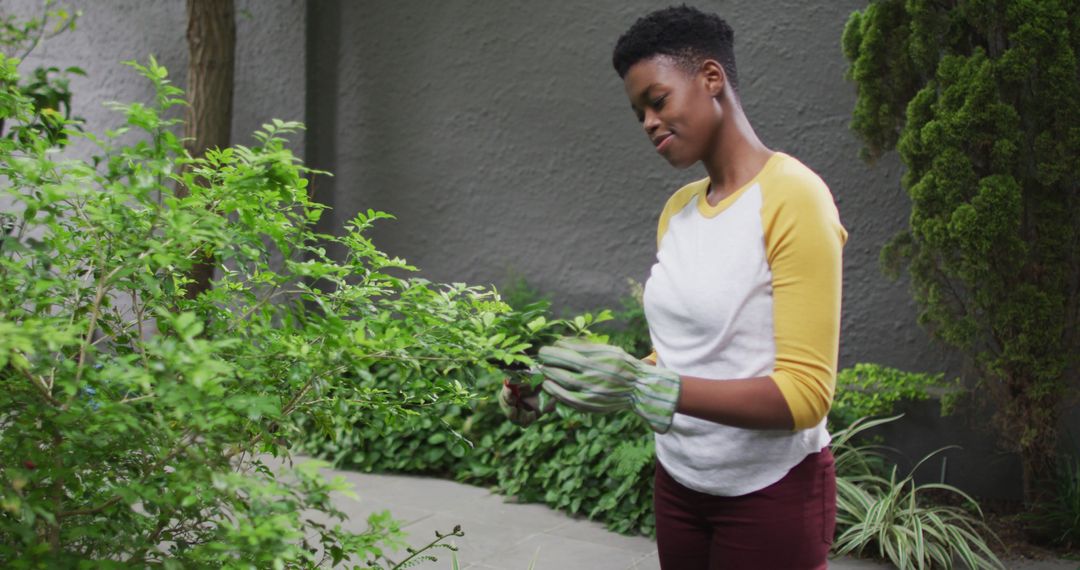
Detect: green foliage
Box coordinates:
(486, 280, 612, 377)
(300, 380, 659, 537)
(0, 1, 83, 145)
(843, 0, 1080, 506)
(1027, 453, 1080, 548)
(832, 416, 1004, 570)
(0, 54, 533, 568)
(463, 408, 657, 536)
(500, 276, 651, 358)
(496, 276, 552, 313)
(387, 525, 464, 570)
(296, 287, 656, 536)
(0, 1, 77, 54)
(598, 278, 652, 358)
(831, 363, 958, 431)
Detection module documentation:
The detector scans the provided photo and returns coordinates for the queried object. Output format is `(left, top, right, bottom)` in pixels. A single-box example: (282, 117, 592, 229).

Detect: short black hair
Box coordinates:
(612, 5, 738, 92)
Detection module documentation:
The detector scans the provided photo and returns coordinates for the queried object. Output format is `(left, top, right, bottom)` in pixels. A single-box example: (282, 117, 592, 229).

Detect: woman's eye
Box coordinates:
(652, 95, 667, 109)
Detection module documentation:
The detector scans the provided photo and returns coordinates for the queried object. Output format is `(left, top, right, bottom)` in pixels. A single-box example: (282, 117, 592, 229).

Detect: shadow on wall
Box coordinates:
(869, 396, 1080, 503)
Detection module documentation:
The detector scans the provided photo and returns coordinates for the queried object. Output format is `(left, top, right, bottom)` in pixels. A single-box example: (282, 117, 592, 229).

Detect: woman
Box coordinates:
(501, 6, 846, 569)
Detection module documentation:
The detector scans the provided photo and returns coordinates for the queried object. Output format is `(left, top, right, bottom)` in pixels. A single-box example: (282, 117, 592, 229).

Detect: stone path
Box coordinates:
(291, 458, 1077, 569)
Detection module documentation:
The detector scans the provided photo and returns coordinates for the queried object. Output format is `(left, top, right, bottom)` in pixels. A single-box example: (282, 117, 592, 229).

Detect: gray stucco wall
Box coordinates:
(305, 1, 954, 375)
(7, 0, 306, 158)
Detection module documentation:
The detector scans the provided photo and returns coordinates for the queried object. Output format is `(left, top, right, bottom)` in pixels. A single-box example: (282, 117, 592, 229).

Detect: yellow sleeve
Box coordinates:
(760, 162, 847, 430)
(656, 178, 709, 249)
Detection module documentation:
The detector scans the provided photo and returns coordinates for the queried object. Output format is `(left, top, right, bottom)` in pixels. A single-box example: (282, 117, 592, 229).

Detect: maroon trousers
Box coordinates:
(653, 448, 837, 570)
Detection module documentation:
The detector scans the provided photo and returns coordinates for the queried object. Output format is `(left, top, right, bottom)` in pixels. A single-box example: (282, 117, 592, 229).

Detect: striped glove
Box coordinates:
(537, 338, 681, 434)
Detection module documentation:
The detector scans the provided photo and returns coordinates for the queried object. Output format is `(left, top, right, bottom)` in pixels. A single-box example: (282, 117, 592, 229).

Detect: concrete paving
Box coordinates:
(297, 458, 1078, 570)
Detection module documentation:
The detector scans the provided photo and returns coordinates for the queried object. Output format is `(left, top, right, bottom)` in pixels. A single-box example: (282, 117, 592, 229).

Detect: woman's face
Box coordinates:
(623, 56, 723, 169)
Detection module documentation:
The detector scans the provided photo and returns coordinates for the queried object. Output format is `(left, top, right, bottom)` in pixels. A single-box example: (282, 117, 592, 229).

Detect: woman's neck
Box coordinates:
(702, 101, 773, 202)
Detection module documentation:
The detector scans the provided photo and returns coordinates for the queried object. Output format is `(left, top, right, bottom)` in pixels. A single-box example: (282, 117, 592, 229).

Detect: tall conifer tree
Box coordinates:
(843, 0, 1080, 511)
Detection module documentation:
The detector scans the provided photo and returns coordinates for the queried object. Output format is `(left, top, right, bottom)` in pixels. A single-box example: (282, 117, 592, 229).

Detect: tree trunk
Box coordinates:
(182, 0, 235, 298)
(1015, 387, 1062, 542)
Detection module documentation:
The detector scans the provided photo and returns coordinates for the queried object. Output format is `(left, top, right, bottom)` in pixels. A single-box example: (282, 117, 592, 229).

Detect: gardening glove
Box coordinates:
(498, 372, 553, 427)
(537, 338, 681, 434)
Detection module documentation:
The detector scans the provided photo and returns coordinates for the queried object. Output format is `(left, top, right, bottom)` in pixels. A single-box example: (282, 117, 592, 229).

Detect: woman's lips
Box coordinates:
(655, 134, 674, 153)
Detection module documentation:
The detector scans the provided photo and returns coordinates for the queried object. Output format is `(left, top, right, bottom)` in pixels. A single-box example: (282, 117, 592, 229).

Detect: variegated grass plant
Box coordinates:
(832, 415, 1004, 569)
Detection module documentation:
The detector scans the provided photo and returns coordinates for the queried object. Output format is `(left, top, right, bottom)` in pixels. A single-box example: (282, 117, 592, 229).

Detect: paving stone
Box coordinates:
(630, 550, 661, 570)
(395, 511, 543, 568)
(544, 517, 656, 558)
(472, 531, 642, 570)
(328, 491, 434, 527)
(827, 556, 894, 569)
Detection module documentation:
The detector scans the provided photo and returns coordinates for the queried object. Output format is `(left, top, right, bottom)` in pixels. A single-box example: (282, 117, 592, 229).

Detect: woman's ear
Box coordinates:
(700, 59, 726, 99)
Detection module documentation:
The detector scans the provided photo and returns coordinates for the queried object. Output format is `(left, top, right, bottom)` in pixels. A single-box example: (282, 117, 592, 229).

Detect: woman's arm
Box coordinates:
(677, 375, 794, 430)
(645, 355, 794, 429)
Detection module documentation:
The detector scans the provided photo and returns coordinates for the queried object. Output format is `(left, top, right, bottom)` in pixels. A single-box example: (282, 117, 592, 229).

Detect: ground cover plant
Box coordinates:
(0, 53, 576, 568)
(830, 363, 958, 432)
(832, 416, 1004, 569)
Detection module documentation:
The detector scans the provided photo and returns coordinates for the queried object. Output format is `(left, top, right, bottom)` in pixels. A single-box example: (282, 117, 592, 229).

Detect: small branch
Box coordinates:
(17, 7, 50, 61)
(73, 257, 115, 389)
(119, 394, 155, 405)
(280, 363, 345, 417)
(47, 433, 63, 548)
(20, 365, 61, 407)
(221, 286, 306, 335)
(57, 495, 122, 520)
(59, 429, 199, 521)
(388, 525, 464, 570)
(133, 289, 149, 367)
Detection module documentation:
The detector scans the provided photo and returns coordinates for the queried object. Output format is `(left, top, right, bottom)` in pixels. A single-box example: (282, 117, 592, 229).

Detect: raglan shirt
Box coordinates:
(643, 152, 847, 497)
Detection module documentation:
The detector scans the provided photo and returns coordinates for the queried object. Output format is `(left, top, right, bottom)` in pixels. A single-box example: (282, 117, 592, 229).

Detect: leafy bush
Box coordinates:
(832, 416, 1003, 569)
(597, 278, 651, 358)
(0, 55, 530, 568)
(462, 406, 657, 536)
(498, 276, 650, 358)
(0, 2, 82, 145)
(296, 291, 659, 536)
(831, 363, 959, 431)
(300, 387, 660, 536)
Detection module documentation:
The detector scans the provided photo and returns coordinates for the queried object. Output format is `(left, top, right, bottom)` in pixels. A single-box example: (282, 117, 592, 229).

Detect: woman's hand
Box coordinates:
(498, 373, 553, 427)
(537, 338, 681, 433)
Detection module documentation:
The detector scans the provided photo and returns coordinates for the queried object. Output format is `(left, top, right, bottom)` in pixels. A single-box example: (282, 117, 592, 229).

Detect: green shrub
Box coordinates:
(299, 387, 659, 537)
(498, 276, 651, 358)
(462, 407, 656, 536)
(597, 278, 652, 358)
(0, 55, 529, 568)
(831, 363, 959, 431)
(832, 416, 1004, 569)
(0, 3, 82, 146)
(296, 290, 658, 536)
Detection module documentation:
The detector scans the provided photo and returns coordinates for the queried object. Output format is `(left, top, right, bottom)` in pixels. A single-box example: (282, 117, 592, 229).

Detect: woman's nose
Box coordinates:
(642, 109, 661, 135)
